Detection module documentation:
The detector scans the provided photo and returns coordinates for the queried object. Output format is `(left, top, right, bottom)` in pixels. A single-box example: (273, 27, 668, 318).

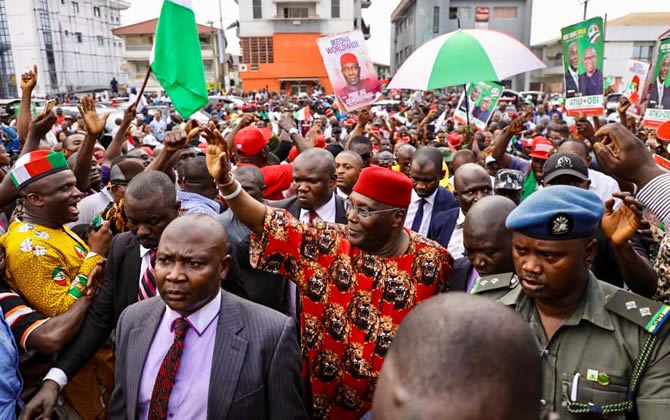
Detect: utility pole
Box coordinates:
(581, 0, 589, 20)
(219, 0, 227, 92)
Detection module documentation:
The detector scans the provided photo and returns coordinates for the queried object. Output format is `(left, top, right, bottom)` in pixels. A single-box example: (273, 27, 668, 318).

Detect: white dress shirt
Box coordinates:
(588, 169, 621, 209)
(404, 188, 438, 237)
(336, 188, 349, 200)
(447, 209, 466, 259)
(299, 192, 337, 224)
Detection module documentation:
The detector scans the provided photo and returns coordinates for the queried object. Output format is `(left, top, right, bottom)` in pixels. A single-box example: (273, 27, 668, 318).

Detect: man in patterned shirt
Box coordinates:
(207, 135, 453, 419)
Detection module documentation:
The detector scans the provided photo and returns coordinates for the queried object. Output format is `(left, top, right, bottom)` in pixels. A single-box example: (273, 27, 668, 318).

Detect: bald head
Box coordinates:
(463, 196, 516, 275)
(373, 293, 540, 420)
(293, 147, 336, 176)
(156, 214, 232, 316)
(454, 163, 492, 215)
(396, 144, 416, 160)
(234, 165, 265, 202)
(452, 149, 475, 174)
(336, 150, 363, 168)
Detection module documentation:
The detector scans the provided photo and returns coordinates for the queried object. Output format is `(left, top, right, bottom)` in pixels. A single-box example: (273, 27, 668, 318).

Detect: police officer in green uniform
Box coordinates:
(473, 185, 670, 419)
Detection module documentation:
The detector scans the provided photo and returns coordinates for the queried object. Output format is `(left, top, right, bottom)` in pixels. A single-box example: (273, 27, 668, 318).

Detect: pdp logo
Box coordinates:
(588, 24, 601, 43)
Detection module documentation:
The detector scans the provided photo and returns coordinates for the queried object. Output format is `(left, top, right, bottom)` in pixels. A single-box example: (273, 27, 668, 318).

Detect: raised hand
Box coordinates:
(601, 192, 642, 245)
(206, 140, 232, 185)
(20, 65, 38, 93)
(617, 96, 630, 116)
(85, 259, 106, 298)
(507, 111, 532, 136)
(122, 102, 137, 126)
(576, 117, 595, 141)
(593, 123, 664, 187)
(77, 96, 110, 137)
(278, 113, 296, 132)
(163, 128, 189, 152)
(28, 110, 58, 141)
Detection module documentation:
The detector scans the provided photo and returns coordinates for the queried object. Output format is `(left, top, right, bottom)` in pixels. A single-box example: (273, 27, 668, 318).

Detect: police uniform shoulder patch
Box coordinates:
(605, 289, 670, 335)
(471, 272, 516, 294)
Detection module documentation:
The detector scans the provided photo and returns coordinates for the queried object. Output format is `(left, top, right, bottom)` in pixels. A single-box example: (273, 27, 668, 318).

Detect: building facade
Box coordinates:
(236, 0, 371, 94)
(529, 13, 670, 95)
(391, 0, 532, 91)
(2, 0, 130, 98)
(113, 19, 229, 94)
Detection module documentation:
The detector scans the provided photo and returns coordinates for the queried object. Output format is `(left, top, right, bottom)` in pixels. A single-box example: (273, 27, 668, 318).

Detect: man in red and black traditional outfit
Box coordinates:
(207, 131, 453, 420)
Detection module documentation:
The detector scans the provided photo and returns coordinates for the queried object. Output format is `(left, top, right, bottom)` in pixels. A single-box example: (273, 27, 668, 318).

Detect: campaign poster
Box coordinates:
(621, 59, 650, 119)
(643, 37, 670, 128)
(453, 81, 502, 131)
(561, 17, 605, 116)
(317, 31, 382, 112)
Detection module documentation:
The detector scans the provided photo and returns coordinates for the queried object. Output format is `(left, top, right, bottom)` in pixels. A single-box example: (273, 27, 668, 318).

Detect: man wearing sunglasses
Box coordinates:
(207, 141, 452, 420)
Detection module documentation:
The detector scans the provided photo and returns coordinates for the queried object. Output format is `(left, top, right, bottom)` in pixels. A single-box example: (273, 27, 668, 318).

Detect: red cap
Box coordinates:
(344, 119, 355, 126)
(398, 136, 410, 144)
(340, 53, 359, 67)
(241, 105, 248, 112)
(234, 126, 268, 156)
(448, 132, 462, 147)
(141, 146, 153, 156)
(430, 104, 438, 111)
(352, 166, 413, 208)
(287, 135, 326, 162)
(522, 137, 534, 148)
(529, 136, 553, 160)
(259, 127, 274, 142)
(325, 108, 334, 117)
(657, 120, 670, 142)
(93, 143, 105, 164)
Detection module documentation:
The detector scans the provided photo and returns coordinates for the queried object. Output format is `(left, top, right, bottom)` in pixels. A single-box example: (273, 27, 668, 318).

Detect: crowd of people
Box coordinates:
(0, 63, 670, 420)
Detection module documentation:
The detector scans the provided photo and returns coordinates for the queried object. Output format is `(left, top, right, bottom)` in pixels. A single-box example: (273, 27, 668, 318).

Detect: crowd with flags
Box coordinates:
(2, 3, 670, 420)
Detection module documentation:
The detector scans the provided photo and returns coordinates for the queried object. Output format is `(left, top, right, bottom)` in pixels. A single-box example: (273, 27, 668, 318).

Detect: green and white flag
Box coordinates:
(151, 0, 208, 118)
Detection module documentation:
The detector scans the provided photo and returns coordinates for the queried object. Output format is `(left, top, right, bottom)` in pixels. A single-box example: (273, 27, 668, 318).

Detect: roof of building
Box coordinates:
(112, 18, 217, 36)
(391, 0, 413, 21)
(608, 12, 670, 26)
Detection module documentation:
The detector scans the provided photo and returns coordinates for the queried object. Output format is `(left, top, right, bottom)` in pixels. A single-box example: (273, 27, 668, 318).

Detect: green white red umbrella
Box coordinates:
(388, 29, 545, 91)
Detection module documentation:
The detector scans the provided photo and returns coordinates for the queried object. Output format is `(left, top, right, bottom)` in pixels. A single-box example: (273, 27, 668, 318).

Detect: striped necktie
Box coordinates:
(137, 250, 157, 301)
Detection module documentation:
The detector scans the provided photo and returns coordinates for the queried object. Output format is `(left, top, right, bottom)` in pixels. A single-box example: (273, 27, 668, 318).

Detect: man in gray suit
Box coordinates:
(109, 214, 306, 420)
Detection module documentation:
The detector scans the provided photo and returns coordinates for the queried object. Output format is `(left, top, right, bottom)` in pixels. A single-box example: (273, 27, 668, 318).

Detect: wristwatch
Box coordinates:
(289, 128, 299, 136)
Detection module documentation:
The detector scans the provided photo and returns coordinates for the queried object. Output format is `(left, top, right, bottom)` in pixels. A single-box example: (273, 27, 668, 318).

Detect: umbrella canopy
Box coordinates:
(388, 29, 546, 91)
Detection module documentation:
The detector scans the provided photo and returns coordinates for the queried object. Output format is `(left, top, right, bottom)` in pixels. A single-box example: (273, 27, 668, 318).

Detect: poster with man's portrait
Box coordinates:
(453, 81, 502, 131)
(621, 59, 650, 119)
(642, 36, 670, 128)
(317, 31, 382, 112)
(561, 17, 604, 116)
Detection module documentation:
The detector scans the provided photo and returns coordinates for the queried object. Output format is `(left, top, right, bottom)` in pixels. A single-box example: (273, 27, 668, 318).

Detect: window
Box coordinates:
(433, 6, 439, 33)
(251, 64, 259, 71)
(93, 6, 100, 17)
(493, 7, 517, 18)
(96, 35, 104, 46)
(284, 7, 308, 18)
(252, 0, 262, 19)
(404, 46, 409, 60)
(332, 0, 340, 18)
(449, 7, 457, 19)
(71, 1, 79, 13)
(75, 32, 82, 43)
(395, 52, 399, 65)
(449, 7, 470, 20)
(204, 61, 213, 72)
(240, 37, 274, 64)
(632, 42, 654, 61)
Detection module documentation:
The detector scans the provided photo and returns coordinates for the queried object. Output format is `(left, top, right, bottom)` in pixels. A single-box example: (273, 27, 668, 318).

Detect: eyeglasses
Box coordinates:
(344, 199, 399, 218)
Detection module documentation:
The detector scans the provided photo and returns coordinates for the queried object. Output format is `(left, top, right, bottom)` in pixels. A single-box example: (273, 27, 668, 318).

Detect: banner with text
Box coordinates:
(561, 17, 604, 116)
(317, 31, 382, 112)
(453, 81, 502, 131)
(621, 59, 650, 119)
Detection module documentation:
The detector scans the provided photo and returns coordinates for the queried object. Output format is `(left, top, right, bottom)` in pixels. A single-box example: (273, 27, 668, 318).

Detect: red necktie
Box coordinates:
(148, 317, 190, 420)
(137, 250, 157, 301)
(308, 209, 318, 225)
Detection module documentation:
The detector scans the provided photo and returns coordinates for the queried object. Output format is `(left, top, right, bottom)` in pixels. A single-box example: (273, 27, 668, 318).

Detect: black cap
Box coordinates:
(543, 152, 588, 184)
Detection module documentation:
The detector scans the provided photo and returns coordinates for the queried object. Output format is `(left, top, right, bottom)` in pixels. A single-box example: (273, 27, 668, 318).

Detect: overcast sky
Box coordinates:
(121, 0, 670, 65)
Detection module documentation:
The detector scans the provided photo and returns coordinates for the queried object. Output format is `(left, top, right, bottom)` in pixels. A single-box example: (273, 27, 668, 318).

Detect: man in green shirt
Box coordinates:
(474, 185, 670, 419)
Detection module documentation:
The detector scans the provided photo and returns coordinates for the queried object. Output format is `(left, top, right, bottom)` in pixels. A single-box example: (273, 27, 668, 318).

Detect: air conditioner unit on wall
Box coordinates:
(239, 64, 248, 72)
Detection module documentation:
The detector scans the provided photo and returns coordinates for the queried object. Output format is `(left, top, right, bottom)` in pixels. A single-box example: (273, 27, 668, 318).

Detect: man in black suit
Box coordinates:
(564, 41, 580, 98)
(109, 215, 305, 419)
(22, 171, 247, 417)
(450, 196, 516, 292)
(404, 147, 459, 248)
(273, 148, 347, 225)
